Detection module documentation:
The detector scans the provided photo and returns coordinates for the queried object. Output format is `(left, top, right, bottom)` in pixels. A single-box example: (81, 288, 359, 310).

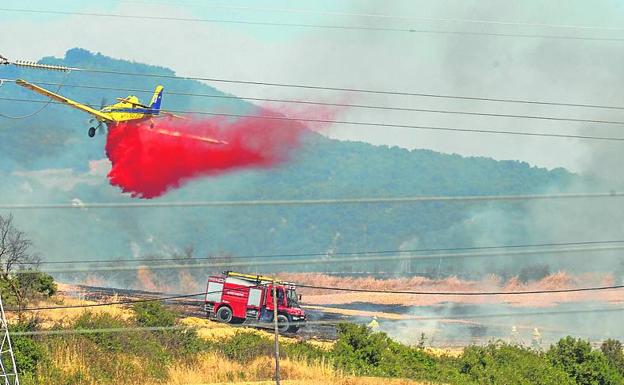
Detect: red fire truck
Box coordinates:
(204, 271, 306, 333)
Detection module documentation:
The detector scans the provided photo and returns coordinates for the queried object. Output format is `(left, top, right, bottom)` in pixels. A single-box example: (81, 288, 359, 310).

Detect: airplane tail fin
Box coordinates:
(149, 85, 164, 112)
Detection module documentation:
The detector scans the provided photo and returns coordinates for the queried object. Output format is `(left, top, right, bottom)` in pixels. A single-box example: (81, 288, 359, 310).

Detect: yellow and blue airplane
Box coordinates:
(15, 79, 225, 144)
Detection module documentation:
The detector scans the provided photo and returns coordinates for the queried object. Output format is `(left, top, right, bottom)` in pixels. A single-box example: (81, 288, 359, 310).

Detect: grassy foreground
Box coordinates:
(9, 299, 624, 385)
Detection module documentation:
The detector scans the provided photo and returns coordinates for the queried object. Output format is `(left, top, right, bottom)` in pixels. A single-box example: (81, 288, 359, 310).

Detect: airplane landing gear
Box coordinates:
(88, 127, 96, 137)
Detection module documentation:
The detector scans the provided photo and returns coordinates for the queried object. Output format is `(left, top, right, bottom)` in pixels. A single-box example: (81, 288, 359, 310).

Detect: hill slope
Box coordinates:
(0, 49, 576, 279)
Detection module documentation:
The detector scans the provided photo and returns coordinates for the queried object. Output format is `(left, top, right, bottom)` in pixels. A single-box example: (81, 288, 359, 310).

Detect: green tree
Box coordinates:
(601, 339, 624, 376)
(547, 336, 623, 385)
(460, 342, 573, 385)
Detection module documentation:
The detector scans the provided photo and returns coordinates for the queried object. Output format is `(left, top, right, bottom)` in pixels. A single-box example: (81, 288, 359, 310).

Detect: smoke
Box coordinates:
(105, 112, 308, 199)
(136, 266, 170, 292)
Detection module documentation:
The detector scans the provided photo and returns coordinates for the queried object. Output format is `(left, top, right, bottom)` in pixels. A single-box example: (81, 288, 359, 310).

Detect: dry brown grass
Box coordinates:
(40, 340, 425, 385)
(283, 271, 624, 307)
(181, 317, 334, 351)
(154, 352, 425, 385)
(6, 293, 133, 328)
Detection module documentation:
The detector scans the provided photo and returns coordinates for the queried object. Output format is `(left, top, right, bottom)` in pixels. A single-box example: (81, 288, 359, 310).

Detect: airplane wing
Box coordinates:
(16, 79, 115, 123)
(158, 111, 187, 120)
(146, 127, 227, 145)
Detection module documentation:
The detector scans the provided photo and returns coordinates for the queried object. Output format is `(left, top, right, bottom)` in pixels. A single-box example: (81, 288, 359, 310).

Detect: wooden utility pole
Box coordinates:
(272, 283, 281, 385)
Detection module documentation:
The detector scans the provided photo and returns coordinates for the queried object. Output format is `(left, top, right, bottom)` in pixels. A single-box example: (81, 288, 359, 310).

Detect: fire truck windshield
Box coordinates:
(286, 289, 300, 308)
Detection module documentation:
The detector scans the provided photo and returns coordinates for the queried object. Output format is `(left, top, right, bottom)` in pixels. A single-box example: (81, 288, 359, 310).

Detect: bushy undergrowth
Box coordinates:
(459, 343, 573, 385)
(9, 304, 624, 385)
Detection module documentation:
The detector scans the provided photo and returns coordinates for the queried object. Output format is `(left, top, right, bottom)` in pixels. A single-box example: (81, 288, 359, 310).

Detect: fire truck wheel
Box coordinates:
(216, 306, 233, 323)
(277, 314, 291, 333)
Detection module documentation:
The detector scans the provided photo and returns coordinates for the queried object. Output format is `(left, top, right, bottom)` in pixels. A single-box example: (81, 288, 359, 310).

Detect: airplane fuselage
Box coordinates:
(100, 96, 160, 125)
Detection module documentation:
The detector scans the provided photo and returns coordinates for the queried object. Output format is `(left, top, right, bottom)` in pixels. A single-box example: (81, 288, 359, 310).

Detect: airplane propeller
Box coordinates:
(97, 98, 107, 135)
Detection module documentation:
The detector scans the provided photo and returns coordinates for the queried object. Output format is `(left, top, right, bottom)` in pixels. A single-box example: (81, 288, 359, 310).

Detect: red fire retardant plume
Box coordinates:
(105, 113, 307, 199)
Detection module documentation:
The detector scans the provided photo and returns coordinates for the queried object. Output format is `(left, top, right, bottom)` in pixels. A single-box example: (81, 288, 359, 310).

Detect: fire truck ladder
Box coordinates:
(0, 294, 19, 385)
(224, 271, 289, 285)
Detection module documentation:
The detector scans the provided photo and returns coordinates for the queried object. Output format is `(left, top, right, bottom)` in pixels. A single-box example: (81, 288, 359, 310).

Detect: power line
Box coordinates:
(4, 93, 624, 127)
(297, 283, 624, 296)
(2, 7, 624, 42)
(7, 292, 205, 311)
(29, 244, 624, 274)
(12, 281, 624, 314)
(409, 306, 624, 321)
(6, 96, 624, 141)
(31, 239, 624, 265)
(6, 315, 617, 343)
(187, 111, 610, 141)
(5, 96, 624, 141)
(12, 325, 188, 336)
(0, 73, 70, 119)
(114, 0, 624, 33)
(6, 66, 624, 113)
(161, 111, 624, 141)
(4, 78, 624, 112)
(1, 192, 624, 211)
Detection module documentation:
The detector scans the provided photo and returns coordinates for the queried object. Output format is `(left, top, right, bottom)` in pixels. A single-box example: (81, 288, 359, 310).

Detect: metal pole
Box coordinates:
(0, 295, 19, 385)
(272, 283, 281, 385)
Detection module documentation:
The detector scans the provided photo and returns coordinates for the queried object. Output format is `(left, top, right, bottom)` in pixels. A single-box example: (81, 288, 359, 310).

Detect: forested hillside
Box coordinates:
(0, 49, 576, 278)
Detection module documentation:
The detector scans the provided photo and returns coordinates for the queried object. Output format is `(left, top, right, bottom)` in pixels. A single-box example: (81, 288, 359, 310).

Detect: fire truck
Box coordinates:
(204, 271, 306, 333)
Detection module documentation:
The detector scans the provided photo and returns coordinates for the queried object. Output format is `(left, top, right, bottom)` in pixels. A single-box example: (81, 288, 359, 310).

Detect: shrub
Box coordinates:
(9, 321, 46, 375)
(601, 339, 624, 376)
(71, 311, 170, 379)
(73, 311, 128, 352)
(331, 323, 442, 380)
(221, 332, 274, 362)
(132, 301, 209, 357)
(132, 301, 176, 327)
(283, 341, 329, 362)
(459, 342, 573, 385)
(547, 336, 623, 385)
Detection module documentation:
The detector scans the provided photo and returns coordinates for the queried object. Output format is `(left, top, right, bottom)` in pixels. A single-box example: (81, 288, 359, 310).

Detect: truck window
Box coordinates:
(277, 288, 285, 305)
(287, 289, 300, 308)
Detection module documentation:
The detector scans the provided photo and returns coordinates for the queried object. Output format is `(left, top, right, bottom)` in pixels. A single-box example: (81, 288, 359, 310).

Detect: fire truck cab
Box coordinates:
(204, 271, 306, 333)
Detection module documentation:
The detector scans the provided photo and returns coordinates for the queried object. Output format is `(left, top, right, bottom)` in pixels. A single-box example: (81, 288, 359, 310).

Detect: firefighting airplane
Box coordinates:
(15, 79, 226, 144)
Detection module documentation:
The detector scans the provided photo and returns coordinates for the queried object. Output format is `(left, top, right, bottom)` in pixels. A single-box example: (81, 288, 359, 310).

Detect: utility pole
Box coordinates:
(0, 295, 20, 385)
(272, 283, 281, 385)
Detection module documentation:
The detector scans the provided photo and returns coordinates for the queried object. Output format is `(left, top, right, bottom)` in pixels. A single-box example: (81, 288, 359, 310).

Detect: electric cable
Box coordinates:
(12, 325, 188, 336)
(29, 239, 624, 266)
(296, 283, 624, 296)
(4, 93, 624, 126)
(4, 78, 624, 112)
(7, 291, 206, 311)
(0, 73, 70, 119)
(25, 244, 624, 274)
(113, 0, 624, 33)
(11, 280, 624, 314)
(1, 7, 624, 42)
(5, 67, 624, 111)
(1, 191, 624, 211)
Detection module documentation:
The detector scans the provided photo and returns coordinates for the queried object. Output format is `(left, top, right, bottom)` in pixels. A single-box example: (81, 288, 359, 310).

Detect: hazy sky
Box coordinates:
(2, 0, 624, 172)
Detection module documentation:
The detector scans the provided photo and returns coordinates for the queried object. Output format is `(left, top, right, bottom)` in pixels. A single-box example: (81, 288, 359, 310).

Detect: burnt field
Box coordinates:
(59, 283, 624, 347)
(58, 284, 345, 340)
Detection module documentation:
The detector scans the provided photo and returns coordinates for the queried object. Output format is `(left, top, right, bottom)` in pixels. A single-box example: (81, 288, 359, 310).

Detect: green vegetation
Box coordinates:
(0, 215, 57, 314)
(547, 337, 622, 385)
(602, 339, 624, 377)
(10, 301, 624, 385)
(460, 343, 573, 385)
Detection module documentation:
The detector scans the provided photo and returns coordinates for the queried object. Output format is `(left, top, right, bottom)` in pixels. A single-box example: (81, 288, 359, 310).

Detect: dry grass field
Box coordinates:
(41, 337, 425, 385)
